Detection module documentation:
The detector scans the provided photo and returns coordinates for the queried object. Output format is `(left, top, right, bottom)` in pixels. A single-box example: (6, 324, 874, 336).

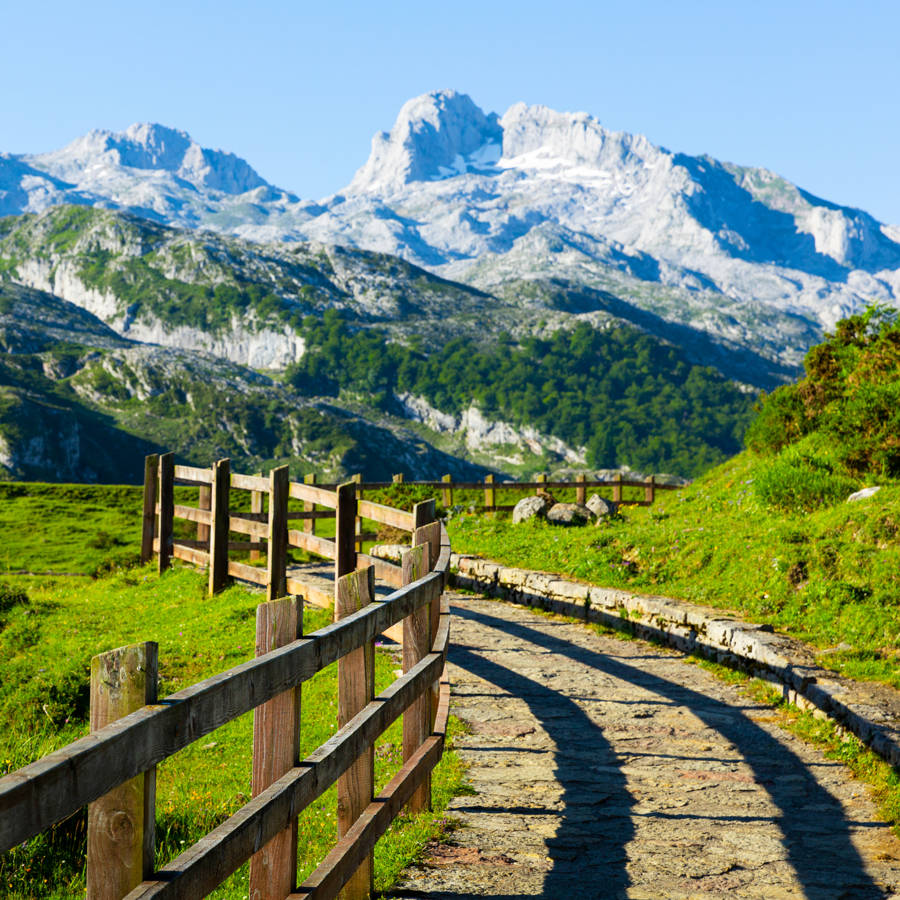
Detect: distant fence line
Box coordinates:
(1, 453, 452, 900)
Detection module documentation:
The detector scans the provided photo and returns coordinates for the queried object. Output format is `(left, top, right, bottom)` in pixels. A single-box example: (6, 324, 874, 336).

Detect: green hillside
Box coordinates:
(448, 308, 900, 686)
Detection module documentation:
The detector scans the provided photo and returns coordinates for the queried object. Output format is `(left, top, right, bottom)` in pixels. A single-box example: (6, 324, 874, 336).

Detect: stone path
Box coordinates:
(390, 593, 900, 899)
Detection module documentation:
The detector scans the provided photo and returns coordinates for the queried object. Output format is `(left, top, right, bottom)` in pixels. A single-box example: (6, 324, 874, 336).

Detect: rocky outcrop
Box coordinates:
(545, 502, 593, 525)
(511, 495, 548, 524)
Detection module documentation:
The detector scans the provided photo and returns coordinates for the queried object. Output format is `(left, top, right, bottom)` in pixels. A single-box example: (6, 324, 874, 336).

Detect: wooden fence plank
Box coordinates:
(291, 671, 451, 900)
(335, 567, 375, 900)
(356, 554, 403, 589)
(267, 466, 289, 602)
(227, 560, 268, 587)
(157, 453, 174, 574)
(141, 454, 159, 564)
(335, 483, 357, 583)
(124, 647, 446, 900)
(356, 499, 414, 533)
(287, 529, 336, 560)
(172, 544, 211, 567)
(173, 464, 214, 484)
(229, 515, 269, 539)
(88, 642, 158, 899)
(0, 571, 443, 854)
(401, 544, 431, 814)
(250, 597, 302, 899)
(289, 479, 339, 509)
(230, 472, 269, 492)
(173, 504, 212, 526)
(208, 459, 231, 594)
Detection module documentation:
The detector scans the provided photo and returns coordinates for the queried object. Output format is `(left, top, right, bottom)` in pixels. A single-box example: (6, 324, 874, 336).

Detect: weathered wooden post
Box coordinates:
(335, 481, 357, 583)
(401, 542, 431, 814)
(613, 473, 623, 504)
(267, 466, 289, 602)
(303, 472, 317, 536)
(352, 473, 363, 553)
(392, 472, 404, 484)
(87, 642, 158, 899)
(157, 452, 174, 574)
(335, 563, 374, 900)
(249, 471, 263, 562)
(208, 458, 231, 594)
(484, 473, 495, 511)
(412, 499, 441, 793)
(575, 473, 586, 505)
(250, 595, 302, 899)
(441, 473, 452, 508)
(645, 474, 655, 505)
(140, 454, 159, 564)
(536, 472, 546, 488)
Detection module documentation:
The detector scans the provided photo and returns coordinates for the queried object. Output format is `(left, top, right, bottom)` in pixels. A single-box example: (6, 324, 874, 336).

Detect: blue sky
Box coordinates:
(3, 0, 898, 222)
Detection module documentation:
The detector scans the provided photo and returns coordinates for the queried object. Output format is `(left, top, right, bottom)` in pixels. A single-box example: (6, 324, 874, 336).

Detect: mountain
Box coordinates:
(4, 92, 900, 374)
(0, 279, 500, 483)
(0, 208, 758, 480)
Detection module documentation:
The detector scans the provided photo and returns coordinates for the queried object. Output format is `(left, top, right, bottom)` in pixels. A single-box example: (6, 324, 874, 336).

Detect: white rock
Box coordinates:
(847, 486, 881, 502)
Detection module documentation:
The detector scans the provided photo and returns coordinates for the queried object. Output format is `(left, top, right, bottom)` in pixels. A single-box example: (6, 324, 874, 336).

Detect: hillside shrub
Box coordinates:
(746, 305, 900, 477)
(752, 443, 859, 512)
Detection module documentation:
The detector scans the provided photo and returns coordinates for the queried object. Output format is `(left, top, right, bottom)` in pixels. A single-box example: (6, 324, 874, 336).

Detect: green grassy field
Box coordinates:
(0, 487, 465, 898)
(447, 450, 900, 687)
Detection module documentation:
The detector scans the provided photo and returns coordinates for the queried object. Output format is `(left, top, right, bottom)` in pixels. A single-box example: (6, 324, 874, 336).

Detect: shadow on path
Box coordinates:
(447, 601, 885, 899)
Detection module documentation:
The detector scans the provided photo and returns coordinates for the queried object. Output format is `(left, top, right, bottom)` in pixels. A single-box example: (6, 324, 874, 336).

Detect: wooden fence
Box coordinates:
(1, 459, 452, 900)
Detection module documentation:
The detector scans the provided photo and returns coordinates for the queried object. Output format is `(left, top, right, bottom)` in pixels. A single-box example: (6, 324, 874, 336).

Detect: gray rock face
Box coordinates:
(512, 495, 549, 524)
(847, 486, 881, 502)
(546, 502, 593, 525)
(586, 493, 616, 518)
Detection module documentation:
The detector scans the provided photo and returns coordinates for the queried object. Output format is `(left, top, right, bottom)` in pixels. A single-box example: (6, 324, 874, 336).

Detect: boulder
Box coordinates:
(586, 493, 617, 518)
(847, 486, 881, 503)
(512, 495, 549, 524)
(546, 502, 593, 526)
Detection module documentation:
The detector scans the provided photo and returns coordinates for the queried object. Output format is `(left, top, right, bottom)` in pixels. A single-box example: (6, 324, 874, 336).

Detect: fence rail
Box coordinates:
(1, 456, 452, 900)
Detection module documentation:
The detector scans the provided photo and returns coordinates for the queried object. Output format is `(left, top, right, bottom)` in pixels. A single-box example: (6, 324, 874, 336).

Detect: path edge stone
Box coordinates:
(450, 553, 900, 769)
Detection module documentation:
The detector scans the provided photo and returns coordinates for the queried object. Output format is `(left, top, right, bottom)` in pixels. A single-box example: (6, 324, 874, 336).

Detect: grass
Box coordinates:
(0, 484, 466, 898)
(447, 451, 900, 687)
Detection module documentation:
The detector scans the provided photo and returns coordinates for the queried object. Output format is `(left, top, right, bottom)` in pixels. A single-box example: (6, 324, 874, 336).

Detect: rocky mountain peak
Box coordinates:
(347, 90, 502, 193)
(31, 123, 269, 196)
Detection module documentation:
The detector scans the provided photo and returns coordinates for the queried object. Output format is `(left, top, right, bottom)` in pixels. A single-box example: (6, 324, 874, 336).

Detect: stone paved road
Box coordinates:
(390, 593, 900, 899)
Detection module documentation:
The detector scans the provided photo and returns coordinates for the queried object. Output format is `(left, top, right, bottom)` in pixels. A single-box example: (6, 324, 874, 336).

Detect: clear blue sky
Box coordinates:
(3, 0, 898, 223)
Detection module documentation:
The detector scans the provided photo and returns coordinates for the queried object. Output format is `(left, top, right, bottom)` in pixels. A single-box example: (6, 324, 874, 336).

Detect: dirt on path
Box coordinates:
(390, 592, 900, 899)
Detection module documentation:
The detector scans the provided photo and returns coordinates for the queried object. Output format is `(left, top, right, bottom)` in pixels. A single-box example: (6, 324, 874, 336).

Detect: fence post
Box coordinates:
(613, 473, 622, 504)
(267, 466, 289, 602)
(87, 642, 158, 899)
(576, 473, 586, 505)
(335, 566, 375, 900)
(484, 474, 495, 511)
(249, 471, 263, 562)
(442, 474, 452, 508)
(645, 474, 655, 504)
(401, 542, 431, 814)
(157, 452, 174, 574)
(209, 458, 231, 595)
(392, 472, 404, 484)
(303, 473, 316, 535)
(352, 473, 363, 553)
(536, 472, 546, 488)
(140, 454, 159, 564)
(412, 499, 441, 807)
(335, 481, 357, 583)
(250, 596, 302, 899)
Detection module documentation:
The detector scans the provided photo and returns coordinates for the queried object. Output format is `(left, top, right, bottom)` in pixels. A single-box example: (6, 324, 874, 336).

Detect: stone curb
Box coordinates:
(449, 553, 900, 769)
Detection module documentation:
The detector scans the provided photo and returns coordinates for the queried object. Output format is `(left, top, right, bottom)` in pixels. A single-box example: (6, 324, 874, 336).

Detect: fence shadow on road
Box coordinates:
(439, 603, 883, 900)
